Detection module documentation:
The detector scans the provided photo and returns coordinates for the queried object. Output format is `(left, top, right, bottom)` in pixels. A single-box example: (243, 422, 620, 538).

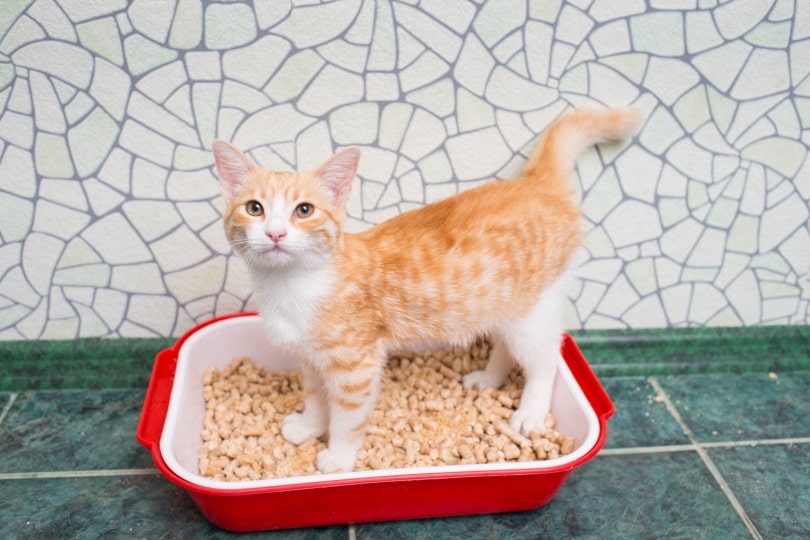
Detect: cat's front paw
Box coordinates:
(281, 412, 327, 445)
(509, 405, 549, 436)
(462, 369, 502, 391)
(316, 447, 357, 474)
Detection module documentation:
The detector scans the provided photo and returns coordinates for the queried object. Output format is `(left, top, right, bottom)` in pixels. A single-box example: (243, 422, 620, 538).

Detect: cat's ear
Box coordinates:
(316, 147, 360, 207)
(212, 140, 256, 201)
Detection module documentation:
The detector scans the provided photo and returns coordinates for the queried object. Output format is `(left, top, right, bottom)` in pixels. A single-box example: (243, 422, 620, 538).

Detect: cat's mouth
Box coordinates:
(253, 243, 295, 264)
(260, 243, 288, 254)
(249, 238, 286, 252)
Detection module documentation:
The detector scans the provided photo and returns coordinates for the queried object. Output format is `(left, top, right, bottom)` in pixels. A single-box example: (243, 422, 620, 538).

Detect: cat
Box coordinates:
(212, 106, 642, 474)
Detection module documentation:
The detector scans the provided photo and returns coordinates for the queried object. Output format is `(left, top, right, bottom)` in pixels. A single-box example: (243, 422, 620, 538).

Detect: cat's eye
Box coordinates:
(294, 203, 314, 218)
(245, 200, 264, 216)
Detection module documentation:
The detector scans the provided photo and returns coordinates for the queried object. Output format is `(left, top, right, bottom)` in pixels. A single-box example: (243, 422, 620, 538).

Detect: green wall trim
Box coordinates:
(0, 337, 172, 391)
(572, 325, 810, 377)
(1, 326, 808, 391)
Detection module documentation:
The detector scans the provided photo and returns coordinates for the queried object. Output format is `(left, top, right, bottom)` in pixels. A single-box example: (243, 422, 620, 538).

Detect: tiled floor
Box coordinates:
(1, 327, 808, 539)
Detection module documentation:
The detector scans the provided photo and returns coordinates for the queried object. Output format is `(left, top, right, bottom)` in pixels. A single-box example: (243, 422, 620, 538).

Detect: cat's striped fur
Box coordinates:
(213, 106, 642, 473)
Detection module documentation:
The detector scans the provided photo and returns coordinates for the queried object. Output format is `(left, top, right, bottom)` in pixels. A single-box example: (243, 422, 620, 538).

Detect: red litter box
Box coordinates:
(136, 312, 613, 532)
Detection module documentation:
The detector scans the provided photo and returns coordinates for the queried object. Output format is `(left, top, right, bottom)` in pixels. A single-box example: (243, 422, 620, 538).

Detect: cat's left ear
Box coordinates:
(212, 140, 256, 201)
(316, 147, 360, 207)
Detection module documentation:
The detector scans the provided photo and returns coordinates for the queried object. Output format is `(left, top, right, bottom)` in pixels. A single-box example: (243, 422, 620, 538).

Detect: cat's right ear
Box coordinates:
(212, 140, 255, 201)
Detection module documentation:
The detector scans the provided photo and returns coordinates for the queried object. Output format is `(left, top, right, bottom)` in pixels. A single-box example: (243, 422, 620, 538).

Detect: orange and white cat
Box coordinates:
(213, 106, 642, 473)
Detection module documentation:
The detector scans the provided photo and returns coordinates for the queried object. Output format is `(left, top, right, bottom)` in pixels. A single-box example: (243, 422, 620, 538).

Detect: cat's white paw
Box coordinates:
(316, 447, 357, 474)
(509, 405, 548, 436)
(462, 369, 503, 390)
(281, 412, 327, 445)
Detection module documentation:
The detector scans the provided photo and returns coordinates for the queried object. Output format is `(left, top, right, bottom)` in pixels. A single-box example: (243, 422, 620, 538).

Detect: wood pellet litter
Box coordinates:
(199, 340, 574, 481)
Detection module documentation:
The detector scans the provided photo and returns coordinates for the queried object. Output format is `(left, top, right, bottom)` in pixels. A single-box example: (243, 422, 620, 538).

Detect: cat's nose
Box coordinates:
(266, 229, 287, 243)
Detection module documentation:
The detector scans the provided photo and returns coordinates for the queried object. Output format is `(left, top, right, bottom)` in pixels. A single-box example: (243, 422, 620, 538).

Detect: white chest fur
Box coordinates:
(250, 265, 335, 352)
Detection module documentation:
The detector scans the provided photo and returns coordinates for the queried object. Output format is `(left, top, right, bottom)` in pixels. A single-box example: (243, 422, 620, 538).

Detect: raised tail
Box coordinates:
(522, 106, 643, 188)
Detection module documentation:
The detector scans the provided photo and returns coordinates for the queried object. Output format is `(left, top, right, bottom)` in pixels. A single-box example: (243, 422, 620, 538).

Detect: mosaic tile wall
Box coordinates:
(0, 0, 808, 340)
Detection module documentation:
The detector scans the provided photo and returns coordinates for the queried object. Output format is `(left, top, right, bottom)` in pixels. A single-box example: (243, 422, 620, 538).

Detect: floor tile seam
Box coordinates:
(0, 393, 17, 426)
(699, 437, 810, 448)
(692, 445, 763, 540)
(648, 377, 763, 540)
(600, 437, 810, 456)
(3, 438, 808, 481)
(599, 444, 695, 456)
(0, 468, 159, 481)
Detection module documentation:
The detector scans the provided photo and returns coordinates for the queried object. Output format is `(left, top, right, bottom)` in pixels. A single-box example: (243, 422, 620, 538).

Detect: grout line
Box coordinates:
(599, 436, 810, 457)
(648, 377, 763, 540)
(0, 468, 159, 481)
(1, 435, 808, 481)
(599, 444, 695, 456)
(699, 437, 810, 448)
(348, 523, 357, 540)
(0, 393, 17, 426)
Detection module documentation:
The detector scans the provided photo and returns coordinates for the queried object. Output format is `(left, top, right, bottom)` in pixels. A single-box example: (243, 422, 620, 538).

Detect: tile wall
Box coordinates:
(0, 0, 808, 339)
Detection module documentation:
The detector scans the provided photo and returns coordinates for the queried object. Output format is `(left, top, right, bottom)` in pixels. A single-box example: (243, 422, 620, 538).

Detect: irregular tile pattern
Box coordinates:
(0, 0, 808, 339)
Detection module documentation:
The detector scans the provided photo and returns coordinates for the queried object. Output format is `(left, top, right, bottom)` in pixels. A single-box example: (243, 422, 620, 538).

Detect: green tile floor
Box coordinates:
(1, 326, 808, 539)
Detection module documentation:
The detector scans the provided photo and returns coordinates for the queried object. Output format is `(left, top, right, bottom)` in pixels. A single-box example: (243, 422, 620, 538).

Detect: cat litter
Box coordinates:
(137, 312, 613, 532)
(197, 345, 576, 481)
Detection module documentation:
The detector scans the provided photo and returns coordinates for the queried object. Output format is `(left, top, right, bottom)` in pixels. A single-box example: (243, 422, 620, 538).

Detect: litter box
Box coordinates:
(136, 312, 613, 532)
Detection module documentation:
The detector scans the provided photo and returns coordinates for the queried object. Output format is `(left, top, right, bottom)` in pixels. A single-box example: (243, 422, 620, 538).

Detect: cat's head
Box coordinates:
(212, 141, 359, 270)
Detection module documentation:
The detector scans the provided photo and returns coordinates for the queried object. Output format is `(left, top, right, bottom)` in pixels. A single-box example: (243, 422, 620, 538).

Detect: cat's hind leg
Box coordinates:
(501, 274, 569, 435)
(281, 360, 329, 444)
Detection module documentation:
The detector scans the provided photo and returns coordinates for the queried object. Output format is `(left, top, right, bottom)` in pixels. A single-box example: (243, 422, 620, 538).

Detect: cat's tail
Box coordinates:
(522, 106, 643, 189)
